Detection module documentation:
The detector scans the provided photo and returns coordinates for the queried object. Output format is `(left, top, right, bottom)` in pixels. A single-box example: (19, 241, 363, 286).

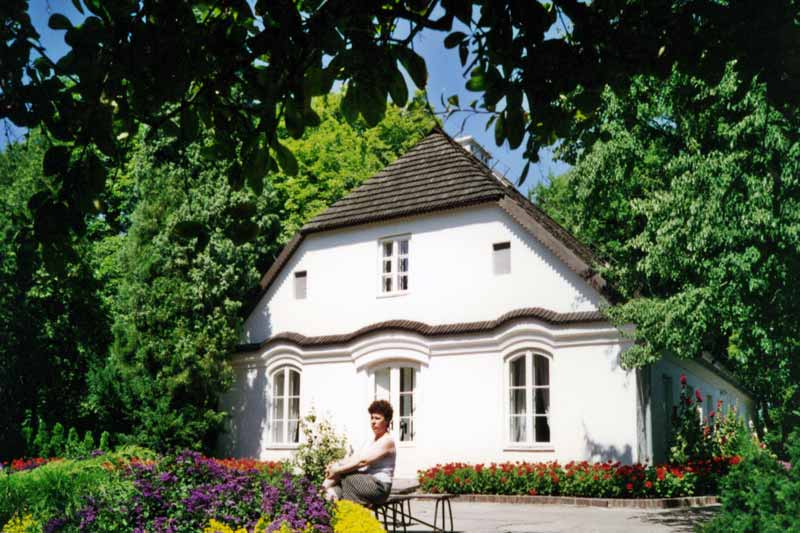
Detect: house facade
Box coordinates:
(219, 129, 753, 478)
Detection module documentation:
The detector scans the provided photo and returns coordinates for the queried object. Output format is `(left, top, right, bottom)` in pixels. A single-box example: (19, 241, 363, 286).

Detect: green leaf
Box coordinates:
(48, 14, 72, 30)
(387, 67, 409, 108)
(227, 162, 244, 191)
(180, 108, 199, 142)
(340, 84, 359, 124)
(172, 221, 205, 240)
(43, 146, 70, 176)
(494, 112, 506, 146)
(447, 94, 460, 107)
(517, 161, 530, 186)
(274, 141, 298, 176)
(245, 149, 267, 194)
(444, 31, 467, 49)
(466, 68, 485, 91)
(358, 84, 387, 127)
(224, 201, 258, 220)
(285, 99, 304, 139)
(396, 48, 427, 89)
(71, 0, 84, 14)
(506, 107, 525, 149)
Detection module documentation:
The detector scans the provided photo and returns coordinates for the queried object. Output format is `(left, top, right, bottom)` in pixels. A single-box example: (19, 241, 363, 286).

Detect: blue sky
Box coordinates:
(12, 2, 569, 195)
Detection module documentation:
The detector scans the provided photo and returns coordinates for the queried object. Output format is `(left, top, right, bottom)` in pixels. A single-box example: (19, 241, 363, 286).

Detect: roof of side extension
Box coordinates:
(245, 126, 613, 318)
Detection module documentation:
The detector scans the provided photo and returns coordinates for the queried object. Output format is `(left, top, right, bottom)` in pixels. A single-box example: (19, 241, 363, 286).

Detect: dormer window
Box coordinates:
(379, 236, 410, 294)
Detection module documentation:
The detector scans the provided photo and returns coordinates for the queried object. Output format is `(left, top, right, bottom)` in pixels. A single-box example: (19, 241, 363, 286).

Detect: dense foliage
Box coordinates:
(700, 430, 800, 533)
(0, 95, 434, 458)
(417, 458, 740, 499)
(535, 65, 800, 446)
(0, 449, 349, 533)
(291, 411, 349, 487)
(2, 0, 798, 263)
(668, 374, 752, 464)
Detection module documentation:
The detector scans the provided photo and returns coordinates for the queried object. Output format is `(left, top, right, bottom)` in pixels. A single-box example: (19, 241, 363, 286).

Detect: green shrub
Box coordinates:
(291, 410, 348, 485)
(0, 453, 131, 527)
(98, 431, 110, 452)
(32, 420, 49, 458)
(700, 429, 800, 532)
(82, 432, 95, 454)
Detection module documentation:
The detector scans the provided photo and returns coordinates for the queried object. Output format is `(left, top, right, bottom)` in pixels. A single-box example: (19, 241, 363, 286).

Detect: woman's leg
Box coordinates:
(341, 474, 390, 506)
(322, 476, 342, 501)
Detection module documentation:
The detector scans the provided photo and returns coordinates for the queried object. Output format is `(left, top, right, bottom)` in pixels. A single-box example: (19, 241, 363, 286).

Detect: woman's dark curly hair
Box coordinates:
(368, 399, 393, 424)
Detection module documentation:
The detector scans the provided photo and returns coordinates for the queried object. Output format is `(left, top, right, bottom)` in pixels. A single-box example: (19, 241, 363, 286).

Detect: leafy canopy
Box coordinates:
(2, 0, 798, 253)
(536, 64, 800, 444)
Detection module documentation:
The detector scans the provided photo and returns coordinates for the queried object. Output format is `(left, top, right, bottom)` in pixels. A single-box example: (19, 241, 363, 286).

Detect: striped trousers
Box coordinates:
(332, 473, 392, 506)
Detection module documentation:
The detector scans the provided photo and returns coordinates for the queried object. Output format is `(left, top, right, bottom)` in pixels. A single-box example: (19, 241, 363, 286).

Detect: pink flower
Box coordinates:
(709, 411, 715, 418)
(680, 374, 687, 385)
(695, 389, 703, 402)
(626, 483, 633, 491)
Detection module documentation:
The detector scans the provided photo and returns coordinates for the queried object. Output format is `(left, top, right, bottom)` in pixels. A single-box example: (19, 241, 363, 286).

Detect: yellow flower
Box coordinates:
(203, 518, 247, 533)
(332, 500, 386, 533)
(1, 513, 37, 533)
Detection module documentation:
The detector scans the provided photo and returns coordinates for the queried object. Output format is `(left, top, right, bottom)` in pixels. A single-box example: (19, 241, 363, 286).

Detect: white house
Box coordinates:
(219, 128, 753, 478)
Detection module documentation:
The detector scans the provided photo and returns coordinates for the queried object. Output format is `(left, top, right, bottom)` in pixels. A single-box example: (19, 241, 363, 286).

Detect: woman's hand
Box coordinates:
(325, 462, 339, 479)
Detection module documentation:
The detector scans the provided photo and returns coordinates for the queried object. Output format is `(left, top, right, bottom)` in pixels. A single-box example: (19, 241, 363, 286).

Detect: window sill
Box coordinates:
(396, 441, 416, 448)
(265, 444, 301, 451)
(503, 445, 555, 452)
(376, 290, 410, 299)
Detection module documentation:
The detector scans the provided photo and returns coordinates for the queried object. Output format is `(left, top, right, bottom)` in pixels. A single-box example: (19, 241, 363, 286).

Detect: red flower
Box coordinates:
(680, 374, 687, 385)
(730, 456, 741, 466)
(656, 467, 666, 481)
(695, 389, 703, 402)
(529, 488, 537, 496)
(626, 483, 634, 491)
(645, 481, 653, 489)
(709, 411, 715, 418)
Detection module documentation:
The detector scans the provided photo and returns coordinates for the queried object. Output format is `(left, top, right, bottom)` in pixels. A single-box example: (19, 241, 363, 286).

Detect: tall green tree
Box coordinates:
(535, 65, 800, 448)
(86, 93, 435, 451)
(0, 133, 112, 459)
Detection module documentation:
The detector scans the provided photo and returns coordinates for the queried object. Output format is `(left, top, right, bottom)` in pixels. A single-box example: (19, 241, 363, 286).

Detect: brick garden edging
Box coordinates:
(439, 494, 719, 509)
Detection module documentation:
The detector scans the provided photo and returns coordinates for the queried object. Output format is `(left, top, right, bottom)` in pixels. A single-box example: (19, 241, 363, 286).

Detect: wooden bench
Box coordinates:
(371, 492, 456, 533)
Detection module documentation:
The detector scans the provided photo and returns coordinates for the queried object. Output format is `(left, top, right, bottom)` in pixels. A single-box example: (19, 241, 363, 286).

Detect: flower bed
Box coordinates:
(1, 450, 384, 533)
(418, 457, 741, 499)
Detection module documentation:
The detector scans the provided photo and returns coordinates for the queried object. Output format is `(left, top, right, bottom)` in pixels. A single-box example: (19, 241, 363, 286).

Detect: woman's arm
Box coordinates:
(328, 437, 394, 476)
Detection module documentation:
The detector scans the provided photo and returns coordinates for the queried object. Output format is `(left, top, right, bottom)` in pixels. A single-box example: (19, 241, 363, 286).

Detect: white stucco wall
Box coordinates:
(648, 355, 754, 462)
(242, 204, 604, 343)
(220, 322, 640, 477)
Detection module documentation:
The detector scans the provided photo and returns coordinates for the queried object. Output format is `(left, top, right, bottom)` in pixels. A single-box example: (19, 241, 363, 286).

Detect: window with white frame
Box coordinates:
(372, 366, 416, 442)
(379, 237, 409, 294)
(271, 366, 301, 444)
(507, 351, 551, 445)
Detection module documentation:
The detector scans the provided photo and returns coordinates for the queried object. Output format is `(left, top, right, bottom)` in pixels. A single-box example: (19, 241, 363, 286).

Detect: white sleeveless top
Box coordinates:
(357, 434, 396, 484)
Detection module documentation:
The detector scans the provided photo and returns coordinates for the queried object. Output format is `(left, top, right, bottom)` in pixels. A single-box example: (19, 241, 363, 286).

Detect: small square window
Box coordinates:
(493, 242, 511, 275)
(294, 271, 307, 299)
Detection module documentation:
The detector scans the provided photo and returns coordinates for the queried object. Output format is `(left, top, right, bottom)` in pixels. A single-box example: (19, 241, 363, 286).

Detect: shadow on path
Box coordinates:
(636, 506, 720, 532)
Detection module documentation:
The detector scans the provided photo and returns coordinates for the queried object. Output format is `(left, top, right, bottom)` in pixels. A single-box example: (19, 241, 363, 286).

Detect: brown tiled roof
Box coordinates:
(237, 307, 606, 352)
(301, 129, 507, 232)
(245, 127, 613, 317)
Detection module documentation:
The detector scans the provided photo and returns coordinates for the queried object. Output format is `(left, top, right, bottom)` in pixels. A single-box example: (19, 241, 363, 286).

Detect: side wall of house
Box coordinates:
(242, 204, 605, 343)
(648, 355, 754, 463)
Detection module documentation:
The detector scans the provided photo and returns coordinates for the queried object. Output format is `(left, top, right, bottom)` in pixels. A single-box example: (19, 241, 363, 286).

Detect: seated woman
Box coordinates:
(322, 400, 396, 506)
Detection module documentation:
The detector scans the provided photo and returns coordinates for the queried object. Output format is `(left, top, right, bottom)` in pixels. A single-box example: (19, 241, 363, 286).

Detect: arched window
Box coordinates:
(271, 366, 301, 444)
(507, 351, 551, 445)
(371, 365, 418, 442)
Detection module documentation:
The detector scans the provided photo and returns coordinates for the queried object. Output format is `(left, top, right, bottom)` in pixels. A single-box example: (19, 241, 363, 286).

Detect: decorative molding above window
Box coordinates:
(378, 235, 410, 296)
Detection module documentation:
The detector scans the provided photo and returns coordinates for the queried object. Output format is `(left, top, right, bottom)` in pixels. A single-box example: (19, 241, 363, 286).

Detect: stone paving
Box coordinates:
(391, 500, 719, 533)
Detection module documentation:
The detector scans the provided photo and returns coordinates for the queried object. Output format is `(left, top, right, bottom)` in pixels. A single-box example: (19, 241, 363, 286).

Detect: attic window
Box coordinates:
(493, 242, 511, 275)
(379, 236, 410, 294)
(294, 271, 307, 299)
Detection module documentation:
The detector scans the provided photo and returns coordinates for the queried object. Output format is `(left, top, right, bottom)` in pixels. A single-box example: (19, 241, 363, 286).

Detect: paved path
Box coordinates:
(395, 501, 719, 533)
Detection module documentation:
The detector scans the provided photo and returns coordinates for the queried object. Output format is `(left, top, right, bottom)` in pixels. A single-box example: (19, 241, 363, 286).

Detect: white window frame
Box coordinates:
(368, 363, 419, 446)
(269, 366, 301, 447)
(504, 350, 553, 449)
(377, 235, 410, 297)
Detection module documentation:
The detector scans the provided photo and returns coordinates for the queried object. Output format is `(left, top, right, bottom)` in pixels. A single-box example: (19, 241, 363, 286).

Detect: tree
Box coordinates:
(85, 93, 434, 451)
(1, 0, 798, 257)
(535, 65, 800, 448)
(0, 132, 111, 459)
